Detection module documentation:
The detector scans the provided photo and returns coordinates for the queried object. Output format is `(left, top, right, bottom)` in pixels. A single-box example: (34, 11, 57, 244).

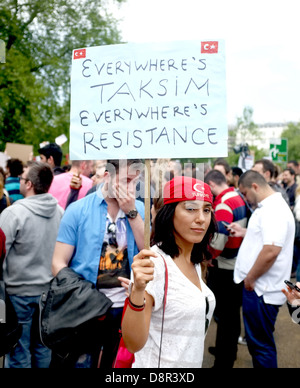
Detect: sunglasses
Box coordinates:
(107, 222, 117, 247)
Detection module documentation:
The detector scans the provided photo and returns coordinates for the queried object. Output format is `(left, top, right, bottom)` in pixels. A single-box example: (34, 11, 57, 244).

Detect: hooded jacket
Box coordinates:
(0, 194, 64, 296)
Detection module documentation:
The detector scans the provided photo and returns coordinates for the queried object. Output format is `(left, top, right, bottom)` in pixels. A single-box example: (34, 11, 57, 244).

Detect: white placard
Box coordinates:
(70, 40, 227, 160)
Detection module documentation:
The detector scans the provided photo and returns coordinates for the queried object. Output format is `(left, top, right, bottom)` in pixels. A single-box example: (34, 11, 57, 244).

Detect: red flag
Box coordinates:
(73, 49, 86, 60)
(201, 41, 218, 54)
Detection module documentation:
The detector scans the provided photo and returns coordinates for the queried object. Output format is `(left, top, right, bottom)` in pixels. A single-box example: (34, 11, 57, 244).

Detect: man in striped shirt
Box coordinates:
(205, 169, 248, 368)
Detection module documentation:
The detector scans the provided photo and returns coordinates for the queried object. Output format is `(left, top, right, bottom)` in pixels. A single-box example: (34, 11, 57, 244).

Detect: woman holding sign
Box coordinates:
(121, 176, 216, 368)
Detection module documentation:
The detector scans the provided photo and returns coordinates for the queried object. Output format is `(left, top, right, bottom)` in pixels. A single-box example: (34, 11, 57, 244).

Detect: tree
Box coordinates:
(0, 0, 125, 153)
(229, 106, 261, 149)
(281, 121, 300, 161)
(225, 106, 262, 166)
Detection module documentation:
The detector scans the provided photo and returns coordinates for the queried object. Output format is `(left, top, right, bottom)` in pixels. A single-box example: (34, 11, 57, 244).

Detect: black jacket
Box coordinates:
(40, 267, 113, 357)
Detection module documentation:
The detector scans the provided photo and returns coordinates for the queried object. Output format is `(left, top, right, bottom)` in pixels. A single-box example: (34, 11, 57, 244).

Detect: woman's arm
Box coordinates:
(121, 249, 157, 353)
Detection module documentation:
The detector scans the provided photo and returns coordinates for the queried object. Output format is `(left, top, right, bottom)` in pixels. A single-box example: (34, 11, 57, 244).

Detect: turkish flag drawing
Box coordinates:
(201, 41, 218, 54)
(73, 49, 86, 60)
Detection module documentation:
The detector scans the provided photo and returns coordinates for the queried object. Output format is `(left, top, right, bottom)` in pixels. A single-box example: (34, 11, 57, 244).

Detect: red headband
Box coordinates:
(163, 176, 213, 205)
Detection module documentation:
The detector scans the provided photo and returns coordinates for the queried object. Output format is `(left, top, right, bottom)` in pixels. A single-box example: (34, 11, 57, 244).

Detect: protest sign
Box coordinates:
(70, 40, 227, 160)
(5, 143, 33, 164)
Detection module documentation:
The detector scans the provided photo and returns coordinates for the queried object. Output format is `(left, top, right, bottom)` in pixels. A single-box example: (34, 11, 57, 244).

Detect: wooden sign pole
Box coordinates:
(144, 159, 151, 250)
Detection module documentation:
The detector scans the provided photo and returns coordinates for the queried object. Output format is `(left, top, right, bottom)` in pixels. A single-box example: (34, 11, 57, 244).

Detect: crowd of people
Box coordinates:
(0, 144, 299, 369)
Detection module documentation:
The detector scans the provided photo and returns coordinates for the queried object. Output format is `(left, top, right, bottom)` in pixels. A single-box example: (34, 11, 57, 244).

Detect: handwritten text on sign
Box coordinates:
(70, 40, 227, 160)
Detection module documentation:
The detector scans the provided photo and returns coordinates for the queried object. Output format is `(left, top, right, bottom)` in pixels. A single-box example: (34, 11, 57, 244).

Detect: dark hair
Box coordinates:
(238, 170, 269, 188)
(150, 192, 164, 245)
(152, 202, 218, 264)
(106, 159, 143, 176)
(254, 159, 275, 179)
(6, 158, 24, 177)
(283, 167, 296, 176)
(204, 169, 226, 186)
(231, 166, 243, 177)
(26, 161, 54, 194)
(38, 143, 63, 167)
(288, 160, 299, 168)
(213, 158, 231, 174)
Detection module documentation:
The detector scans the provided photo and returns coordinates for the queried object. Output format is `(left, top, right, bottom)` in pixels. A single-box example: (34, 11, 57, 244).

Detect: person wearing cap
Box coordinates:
(121, 176, 217, 368)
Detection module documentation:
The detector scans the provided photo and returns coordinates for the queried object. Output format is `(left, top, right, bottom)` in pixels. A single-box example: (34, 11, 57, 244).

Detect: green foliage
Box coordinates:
(281, 122, 300, 162)
(0, 0, 125, 153)
(229, 106, 262, 146)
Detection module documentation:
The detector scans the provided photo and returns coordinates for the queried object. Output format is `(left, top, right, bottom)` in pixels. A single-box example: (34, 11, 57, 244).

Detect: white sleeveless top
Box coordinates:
(132, 245, 215, 368)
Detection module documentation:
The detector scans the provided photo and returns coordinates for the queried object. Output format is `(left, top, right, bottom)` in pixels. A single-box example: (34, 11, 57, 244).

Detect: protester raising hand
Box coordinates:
(69, 170, 82, 190)
(131, 249, 156, 291)
(121, 176, 217, 368)
(118, 249, 155, 297)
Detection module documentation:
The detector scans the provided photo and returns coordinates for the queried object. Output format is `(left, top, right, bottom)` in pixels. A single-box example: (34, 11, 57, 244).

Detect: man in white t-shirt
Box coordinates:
(231, 170, 295, 368)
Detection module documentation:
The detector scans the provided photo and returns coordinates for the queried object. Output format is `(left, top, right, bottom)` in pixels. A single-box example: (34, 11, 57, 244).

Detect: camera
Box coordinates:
(233, 143, 249, 155)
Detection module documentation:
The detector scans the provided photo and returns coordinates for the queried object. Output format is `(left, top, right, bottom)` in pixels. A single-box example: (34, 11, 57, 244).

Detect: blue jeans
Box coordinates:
(5, 295, 51, 368)
(243, 289, 280, 368)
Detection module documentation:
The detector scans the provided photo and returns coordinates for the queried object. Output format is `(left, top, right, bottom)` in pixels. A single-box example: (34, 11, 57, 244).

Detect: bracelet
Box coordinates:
(128, 297, 146, 312)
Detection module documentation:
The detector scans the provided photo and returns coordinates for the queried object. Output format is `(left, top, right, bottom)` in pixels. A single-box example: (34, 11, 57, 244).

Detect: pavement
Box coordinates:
(203, 301, 300, 368)
(1, 290, 299, 369)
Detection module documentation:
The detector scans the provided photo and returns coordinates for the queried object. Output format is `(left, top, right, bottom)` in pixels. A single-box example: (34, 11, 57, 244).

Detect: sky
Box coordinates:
(111, 0, 300, 126)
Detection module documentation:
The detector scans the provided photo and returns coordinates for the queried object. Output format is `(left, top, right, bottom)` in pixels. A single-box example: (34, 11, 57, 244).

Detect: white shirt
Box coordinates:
(132, 245, 216, 368)
(234, 192, 295, 305)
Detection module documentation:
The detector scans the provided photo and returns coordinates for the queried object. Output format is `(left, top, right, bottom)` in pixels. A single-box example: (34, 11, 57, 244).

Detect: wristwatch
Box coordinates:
(126, 209, 138, 219)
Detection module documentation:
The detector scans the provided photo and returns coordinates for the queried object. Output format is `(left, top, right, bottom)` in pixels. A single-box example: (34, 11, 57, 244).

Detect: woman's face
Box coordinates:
(173, 200, 212, 246)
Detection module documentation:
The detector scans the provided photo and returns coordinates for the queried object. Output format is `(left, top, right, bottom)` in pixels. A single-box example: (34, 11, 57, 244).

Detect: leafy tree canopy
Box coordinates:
(0, 0, 125, 154)
(281, 121, 300, 162)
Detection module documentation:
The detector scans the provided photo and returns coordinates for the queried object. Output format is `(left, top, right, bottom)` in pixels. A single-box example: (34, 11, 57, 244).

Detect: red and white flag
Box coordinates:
(73, 49, 86, 60)
(201, 41, 218, 54)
